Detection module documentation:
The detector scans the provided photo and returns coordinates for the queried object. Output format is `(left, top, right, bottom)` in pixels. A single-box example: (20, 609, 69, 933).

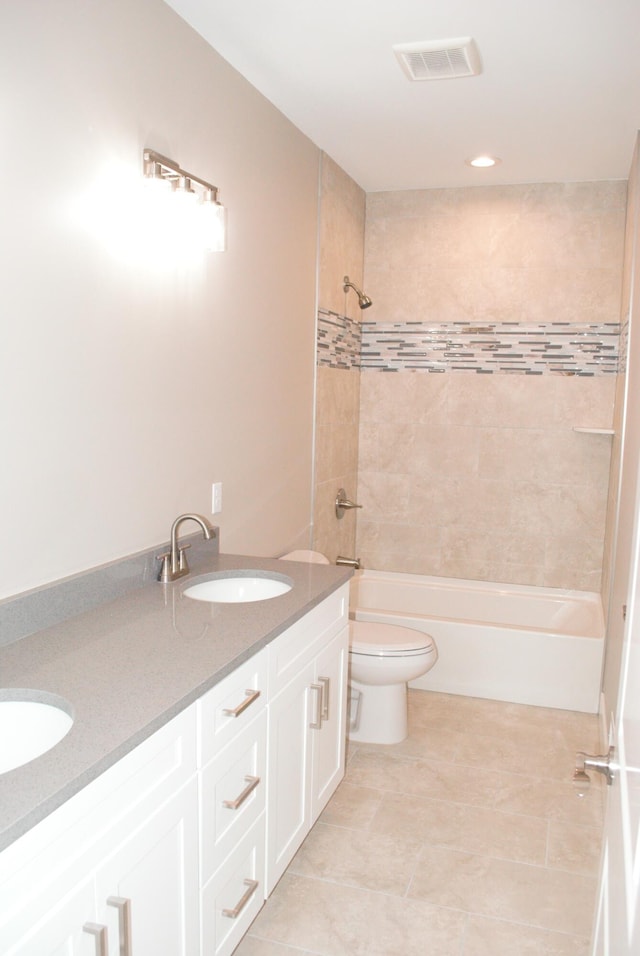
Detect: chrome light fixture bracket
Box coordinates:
(142, 148, 226, 251)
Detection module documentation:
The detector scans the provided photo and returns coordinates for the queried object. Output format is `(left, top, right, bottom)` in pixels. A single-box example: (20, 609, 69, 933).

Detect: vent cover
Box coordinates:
(393, 37, 481, 81)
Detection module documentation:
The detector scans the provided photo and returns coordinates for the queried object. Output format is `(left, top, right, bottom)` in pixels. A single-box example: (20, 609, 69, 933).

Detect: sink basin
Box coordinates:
(0, 692, 74, 774)
(184, 572, 293, 604)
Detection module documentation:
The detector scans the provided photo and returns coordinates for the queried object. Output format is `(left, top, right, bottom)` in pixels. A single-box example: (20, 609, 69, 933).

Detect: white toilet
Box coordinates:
(279, 550, 438, 745)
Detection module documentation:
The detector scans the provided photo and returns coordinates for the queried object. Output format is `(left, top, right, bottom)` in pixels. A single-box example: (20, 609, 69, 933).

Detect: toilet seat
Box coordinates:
(350, 620, 435, 658)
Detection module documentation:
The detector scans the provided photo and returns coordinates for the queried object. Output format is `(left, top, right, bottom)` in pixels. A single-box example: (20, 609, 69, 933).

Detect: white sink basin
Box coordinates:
(184, 572, 293, 604)
(0, 694, 74, 774)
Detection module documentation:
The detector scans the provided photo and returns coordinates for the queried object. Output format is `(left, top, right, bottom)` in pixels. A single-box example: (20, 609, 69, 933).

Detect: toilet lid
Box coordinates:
(350, 620, 435, 656)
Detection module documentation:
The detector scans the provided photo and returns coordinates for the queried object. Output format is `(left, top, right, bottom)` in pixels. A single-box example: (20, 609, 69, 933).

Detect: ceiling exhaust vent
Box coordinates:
(393, 37, 481, 81)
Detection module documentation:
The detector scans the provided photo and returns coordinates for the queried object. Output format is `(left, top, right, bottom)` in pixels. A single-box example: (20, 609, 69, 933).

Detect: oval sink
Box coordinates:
(0, 692, 74, 774)
(184, 572, 293, 604)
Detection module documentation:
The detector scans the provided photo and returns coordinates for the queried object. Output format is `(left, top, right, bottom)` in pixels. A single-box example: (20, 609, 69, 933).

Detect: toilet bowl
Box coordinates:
(349, 620, 437, 745)
(279, 550, 438, 745)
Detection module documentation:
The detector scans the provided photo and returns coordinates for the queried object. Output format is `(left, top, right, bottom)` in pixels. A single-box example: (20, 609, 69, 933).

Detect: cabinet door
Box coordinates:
(4, 879, 97, 956)
(264, 661, 313, 895)
(95, 778, 199, 956)
(310, 625, 349, 822)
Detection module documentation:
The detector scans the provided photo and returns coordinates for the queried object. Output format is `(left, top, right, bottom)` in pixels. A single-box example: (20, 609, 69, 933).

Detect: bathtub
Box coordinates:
(350, 569, 605, 713)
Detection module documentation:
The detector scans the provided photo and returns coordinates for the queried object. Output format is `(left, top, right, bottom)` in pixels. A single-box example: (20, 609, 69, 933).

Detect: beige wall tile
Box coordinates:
(357, 182, 623, 589)
(357, 371, 615, 588)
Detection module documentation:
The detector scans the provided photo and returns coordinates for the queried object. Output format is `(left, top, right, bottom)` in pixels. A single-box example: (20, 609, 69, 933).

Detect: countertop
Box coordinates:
(0, 552, 351, 852)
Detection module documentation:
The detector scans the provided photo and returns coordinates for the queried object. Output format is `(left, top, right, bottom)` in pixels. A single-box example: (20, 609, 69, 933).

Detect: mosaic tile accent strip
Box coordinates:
(317, 308, 362, 369)
(359, 321, 620, 375)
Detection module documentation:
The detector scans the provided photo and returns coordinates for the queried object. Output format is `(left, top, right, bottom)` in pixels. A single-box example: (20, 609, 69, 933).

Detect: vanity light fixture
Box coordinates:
(142, 148, 227, 252)
(466, 155, 501, 168)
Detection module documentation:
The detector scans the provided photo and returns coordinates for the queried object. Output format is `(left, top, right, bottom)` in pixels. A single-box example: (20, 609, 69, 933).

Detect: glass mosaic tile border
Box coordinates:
(317, 308, 362, 369)
(359, 320, 620, 375)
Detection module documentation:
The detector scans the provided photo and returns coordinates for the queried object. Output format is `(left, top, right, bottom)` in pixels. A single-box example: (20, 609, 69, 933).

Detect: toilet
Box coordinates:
(279, 550, 438, 745)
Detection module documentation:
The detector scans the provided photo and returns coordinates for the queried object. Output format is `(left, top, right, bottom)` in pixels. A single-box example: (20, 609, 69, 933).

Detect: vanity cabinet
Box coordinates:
(0, 707, 199, 956)
(0, 582, 349, 956)
(265, 585, 349, 894)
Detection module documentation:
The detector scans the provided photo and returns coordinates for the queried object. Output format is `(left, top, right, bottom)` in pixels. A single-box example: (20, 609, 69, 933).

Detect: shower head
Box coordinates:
(343, 275, 373, 310)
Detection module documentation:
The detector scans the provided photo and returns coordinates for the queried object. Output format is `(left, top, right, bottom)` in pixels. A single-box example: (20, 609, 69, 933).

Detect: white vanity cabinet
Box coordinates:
(0, 581, 350, 956)
(0, 707, 199, 956)
(265, 584, 349, 895)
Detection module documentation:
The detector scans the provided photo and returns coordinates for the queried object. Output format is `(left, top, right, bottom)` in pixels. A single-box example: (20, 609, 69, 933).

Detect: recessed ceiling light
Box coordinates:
(466, 155, 501, 168)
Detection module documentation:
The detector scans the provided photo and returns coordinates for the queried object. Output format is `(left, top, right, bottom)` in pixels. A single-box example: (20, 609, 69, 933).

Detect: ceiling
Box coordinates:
(165, 0, 640, 193)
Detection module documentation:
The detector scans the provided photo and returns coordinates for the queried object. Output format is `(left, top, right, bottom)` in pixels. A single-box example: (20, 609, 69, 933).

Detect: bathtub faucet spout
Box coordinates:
(336, 556, 362, 569)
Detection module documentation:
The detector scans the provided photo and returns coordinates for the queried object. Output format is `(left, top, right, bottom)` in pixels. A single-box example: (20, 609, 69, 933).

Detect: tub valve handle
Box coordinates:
(336, 488, 362, 519)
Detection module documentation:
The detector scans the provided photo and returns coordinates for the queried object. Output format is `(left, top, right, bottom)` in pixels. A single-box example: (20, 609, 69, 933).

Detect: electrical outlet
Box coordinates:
(212, 482, 223, 514)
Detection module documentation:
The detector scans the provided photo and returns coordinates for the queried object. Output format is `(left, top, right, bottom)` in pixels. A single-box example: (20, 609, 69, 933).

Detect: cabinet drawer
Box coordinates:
(268, 585, 348, 696)
(201, 814, 265, 956)
(198, 648, 267, 765)
(200, 715, 266, 883)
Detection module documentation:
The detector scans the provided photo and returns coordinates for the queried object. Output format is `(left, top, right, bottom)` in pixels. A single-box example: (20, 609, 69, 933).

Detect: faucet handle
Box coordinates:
(156, 551, 173, 584)
(178, 544, 191, 573)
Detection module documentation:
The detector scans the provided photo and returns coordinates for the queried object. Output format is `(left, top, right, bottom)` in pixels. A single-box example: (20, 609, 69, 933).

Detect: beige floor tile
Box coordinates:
(493, 772, 605, 828)
(547, 820, 603, 875)
(235, 938, 316, 956)
(318, 781, 383, 829)
(353, 724, 465, 762)
(346, 749, 503, 807)
(371, 791, 548, 864)
(463, 915, 591, 956)
(409, 845, 597, 936)
(452, 727, 586, 780)
(288, 821, 421, 895)
(408, 691, 599, 748)
(243, 691, 603, 955)
(250, 872, 466, 956)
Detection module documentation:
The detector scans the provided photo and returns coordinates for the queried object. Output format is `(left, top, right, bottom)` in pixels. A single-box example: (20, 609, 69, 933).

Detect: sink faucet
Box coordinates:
(157, 513, 216, 583)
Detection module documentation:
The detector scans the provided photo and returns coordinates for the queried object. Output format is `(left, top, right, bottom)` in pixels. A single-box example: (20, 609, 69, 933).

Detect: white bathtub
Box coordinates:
(350, 569, 605, 713)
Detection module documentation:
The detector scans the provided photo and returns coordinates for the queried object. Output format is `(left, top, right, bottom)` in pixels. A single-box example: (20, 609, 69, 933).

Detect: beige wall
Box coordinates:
(358, 182, 625, 589)
(313, 155, 366, 562)
(1, 0, 320, 599)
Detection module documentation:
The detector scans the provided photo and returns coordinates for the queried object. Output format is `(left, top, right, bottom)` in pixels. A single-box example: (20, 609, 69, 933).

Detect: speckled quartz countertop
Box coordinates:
(0, 551, 351, 852)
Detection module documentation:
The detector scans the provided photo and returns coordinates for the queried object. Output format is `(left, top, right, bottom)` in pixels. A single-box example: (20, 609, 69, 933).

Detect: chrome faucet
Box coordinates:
(157, 513, 216, 583)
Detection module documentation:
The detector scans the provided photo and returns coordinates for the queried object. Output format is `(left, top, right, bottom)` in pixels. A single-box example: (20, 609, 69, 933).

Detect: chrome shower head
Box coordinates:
(343, 275, 373, 309)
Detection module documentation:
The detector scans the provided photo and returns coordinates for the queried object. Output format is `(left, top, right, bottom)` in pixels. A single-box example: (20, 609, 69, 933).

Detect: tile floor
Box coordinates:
(237, 689, 605, 956)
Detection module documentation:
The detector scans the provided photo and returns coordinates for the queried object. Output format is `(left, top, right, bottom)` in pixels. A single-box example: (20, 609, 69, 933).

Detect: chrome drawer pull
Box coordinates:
(83, 923, 109, 956)
(223, 688, 261, 718)
(223, 775, 261, 810)
(107, 896, 132, 956)
(319, 676, 330, 722)
(222, 878, 259, 919)
(309, 682, 323, 730)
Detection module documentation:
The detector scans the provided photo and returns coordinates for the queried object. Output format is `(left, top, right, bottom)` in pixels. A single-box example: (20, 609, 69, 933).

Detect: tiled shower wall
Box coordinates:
(313, 155, 365, 562)
(356, 182, 626, 590)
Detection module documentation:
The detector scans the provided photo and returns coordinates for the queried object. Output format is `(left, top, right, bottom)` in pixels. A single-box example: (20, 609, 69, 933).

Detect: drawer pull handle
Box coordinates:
(223, 775, 261, 810)
(83, 923, 109, 956)
(309, 682, 323, 730)
(319, 676, 330, 722)
(108, 896, 133, 956)
(223, 688, 261, 718)
(222, 878, 259, 919)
